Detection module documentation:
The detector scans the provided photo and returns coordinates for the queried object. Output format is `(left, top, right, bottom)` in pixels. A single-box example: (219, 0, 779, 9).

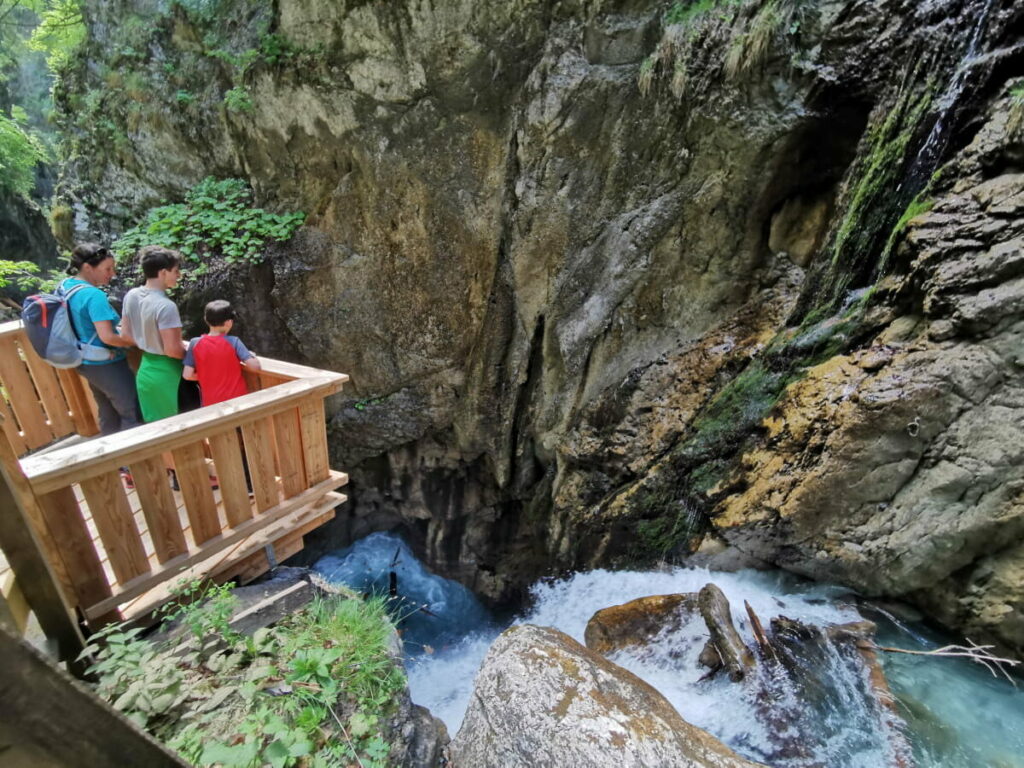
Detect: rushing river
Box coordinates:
(313, 532, 1024, 768)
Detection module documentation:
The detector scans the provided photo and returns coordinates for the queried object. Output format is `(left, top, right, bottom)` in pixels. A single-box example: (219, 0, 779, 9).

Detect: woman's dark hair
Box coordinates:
(204, 299, 235, 327)
(67, 242, 113, 275)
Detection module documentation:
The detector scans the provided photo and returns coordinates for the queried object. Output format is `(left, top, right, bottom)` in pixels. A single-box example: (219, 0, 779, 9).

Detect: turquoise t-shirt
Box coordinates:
(61, 278, 126, 366)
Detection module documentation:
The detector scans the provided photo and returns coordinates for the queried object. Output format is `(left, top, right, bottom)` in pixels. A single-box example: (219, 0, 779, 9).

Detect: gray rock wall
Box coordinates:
(58, 0, 1024, 653)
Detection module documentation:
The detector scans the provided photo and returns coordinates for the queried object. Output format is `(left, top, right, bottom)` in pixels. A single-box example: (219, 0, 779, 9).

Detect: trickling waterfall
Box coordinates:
(313, 534, 1024, 768)
(904, 0, 999, 187)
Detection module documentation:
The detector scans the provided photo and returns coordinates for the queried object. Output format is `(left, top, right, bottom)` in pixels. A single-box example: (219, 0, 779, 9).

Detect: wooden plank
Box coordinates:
(84, 476, 347, 619)
(79, 472, 150, 585)
(225, 503, 337, 585)
(171, 442, 221, 545)
(0, 423, 85, 659)
(0, 336, 52, 448)
(118, 490, 345, 622)
(273, 407, 307, 498)
(0, 394, 26, 455)
(242, 417, 279, 513)
(0, 571, 31, 635)
(37, 487, 114, 632)
(23, 375, 347, 494)
(258, 356, 350, 383)
(207, 429, 252, 528)
(20, 336, 74, 436)
(128, 456, 187, 563)
(56, 367, 101, 437)
(299, 397, 330, 485)
(0, 625, 188, 767)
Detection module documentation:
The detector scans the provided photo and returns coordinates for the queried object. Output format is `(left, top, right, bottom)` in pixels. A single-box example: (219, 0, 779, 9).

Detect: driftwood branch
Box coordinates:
(698, 584, 755, 681)
(869, 638, 1019, 686)
(744, 600, 778, 663)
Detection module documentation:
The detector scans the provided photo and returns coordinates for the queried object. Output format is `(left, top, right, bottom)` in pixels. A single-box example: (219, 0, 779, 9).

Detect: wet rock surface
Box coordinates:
(448, 623, 765, 768)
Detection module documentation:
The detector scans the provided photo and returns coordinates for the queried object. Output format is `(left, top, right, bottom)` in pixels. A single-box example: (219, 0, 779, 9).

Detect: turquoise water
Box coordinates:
(313, 534, 1024, 766)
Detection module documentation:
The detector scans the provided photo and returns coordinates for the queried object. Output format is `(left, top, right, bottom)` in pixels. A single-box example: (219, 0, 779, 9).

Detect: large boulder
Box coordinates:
(584, 593, 699, 654)
(448, 624, 764, 768)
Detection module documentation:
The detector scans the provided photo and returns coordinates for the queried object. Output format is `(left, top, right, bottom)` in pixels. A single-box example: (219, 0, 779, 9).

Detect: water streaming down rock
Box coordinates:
(903, 0, 999, 190)
(312, 533, 1024, 766)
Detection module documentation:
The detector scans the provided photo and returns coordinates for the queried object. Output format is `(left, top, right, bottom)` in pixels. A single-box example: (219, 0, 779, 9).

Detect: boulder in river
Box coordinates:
(584, 592, 699, 654)
(448, 623, 765, 768)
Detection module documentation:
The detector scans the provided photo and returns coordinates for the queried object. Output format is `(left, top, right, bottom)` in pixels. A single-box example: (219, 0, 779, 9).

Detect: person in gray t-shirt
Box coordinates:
(121, 246, 187, 422)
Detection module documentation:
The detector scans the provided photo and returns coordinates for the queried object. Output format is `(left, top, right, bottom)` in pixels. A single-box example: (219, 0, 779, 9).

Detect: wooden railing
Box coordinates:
(0, 320, 100, 455)
(0, 318, 350, 637)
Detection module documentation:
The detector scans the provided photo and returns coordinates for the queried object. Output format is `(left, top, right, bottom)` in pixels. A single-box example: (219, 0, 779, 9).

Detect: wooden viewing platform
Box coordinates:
(0, 318, 349, 658)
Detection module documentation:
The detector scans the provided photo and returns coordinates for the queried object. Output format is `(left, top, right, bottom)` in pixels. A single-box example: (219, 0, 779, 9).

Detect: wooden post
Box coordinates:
(0, 418, 84, 662)
(0, 623, 187, 767)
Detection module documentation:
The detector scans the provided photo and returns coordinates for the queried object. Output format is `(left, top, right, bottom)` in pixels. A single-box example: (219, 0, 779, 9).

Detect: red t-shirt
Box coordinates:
(184, 334, 254, 406)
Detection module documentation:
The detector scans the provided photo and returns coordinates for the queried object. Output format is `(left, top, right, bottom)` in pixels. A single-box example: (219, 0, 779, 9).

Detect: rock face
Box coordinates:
(57, 0, 1024, 653)
(448, 623, 764, 768)
(712, 97, 1024, 655)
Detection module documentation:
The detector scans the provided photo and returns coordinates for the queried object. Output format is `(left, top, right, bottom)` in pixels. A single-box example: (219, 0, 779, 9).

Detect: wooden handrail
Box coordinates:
(21, 371, 347, 494)
(1, 318, 351, 635)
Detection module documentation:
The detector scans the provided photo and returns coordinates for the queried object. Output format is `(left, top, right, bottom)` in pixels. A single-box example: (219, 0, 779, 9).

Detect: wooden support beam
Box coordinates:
(83, 477, 347, 620)
(0, 624, 187, 767)
(0, 420, 84, 662)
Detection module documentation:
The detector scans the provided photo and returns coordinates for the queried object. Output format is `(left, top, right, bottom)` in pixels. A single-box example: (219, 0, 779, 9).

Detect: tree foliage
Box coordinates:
(0, 109, 47, 197)
(0, 0, 84, 75)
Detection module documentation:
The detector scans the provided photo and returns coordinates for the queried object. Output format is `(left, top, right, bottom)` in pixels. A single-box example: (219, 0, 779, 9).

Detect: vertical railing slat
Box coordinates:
(0, 337, 52, 448)
(55, 368, 101, 437)
(129, 456, 187, 563)
(0, 395, 26, 456)
(18, 335, 74, 436)
(171, 442, 221, 545)
(79, 472, 151, 585)
(273, 408, 306, 498)
(36, 487, 114, 615)
(241, 418, 279, 513)
(299, 397, 330, 485)
(207, 429, 252, 527)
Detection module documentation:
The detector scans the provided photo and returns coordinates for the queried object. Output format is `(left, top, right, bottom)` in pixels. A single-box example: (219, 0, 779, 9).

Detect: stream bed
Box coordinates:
(313, 533, 1024, 767)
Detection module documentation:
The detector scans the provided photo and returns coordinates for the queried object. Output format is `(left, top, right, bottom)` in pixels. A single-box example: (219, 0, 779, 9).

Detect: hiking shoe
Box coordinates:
(167, 469, 180, 491)
(120, 468, 134, 490)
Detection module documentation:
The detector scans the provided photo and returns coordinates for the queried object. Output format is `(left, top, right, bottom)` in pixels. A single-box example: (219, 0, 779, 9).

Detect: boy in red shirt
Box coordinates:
(183, 300, 262, 405)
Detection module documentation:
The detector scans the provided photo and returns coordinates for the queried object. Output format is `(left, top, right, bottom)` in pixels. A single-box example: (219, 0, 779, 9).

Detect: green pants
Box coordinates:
(137, 352, 183, 422)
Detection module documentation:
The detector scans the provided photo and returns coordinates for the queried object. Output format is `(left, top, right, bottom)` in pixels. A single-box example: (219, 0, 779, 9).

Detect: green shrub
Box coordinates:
(111, 177, 305, 277)
(223, 85, 253, 112)
(81, 585, 404, 768)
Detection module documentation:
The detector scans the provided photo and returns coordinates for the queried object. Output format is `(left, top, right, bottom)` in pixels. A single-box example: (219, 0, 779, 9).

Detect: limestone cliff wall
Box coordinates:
(58, 0, 1024, 654)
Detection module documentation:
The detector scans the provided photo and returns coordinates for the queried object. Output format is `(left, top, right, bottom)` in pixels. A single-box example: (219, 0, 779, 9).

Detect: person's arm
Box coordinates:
(92, 320, 135, 348)
(182, 338, 197, 379)
(230, 337, 261, 371)
(119, 316, 135, 346)
(159, 326, 187, 359)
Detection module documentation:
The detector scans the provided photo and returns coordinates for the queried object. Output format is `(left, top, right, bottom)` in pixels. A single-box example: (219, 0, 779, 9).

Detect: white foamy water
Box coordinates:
(319, 536, 1024, 767)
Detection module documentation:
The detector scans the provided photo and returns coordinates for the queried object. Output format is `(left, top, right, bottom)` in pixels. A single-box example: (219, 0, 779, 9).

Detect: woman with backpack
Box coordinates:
(62, 243, 141, 435)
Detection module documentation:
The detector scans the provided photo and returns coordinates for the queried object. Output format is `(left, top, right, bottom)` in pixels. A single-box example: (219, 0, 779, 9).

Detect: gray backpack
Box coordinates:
(21, 282, 106, 368)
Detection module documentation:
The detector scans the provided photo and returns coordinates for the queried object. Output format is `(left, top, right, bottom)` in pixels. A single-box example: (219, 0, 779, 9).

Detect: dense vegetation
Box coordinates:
(84, 581, 406, 768)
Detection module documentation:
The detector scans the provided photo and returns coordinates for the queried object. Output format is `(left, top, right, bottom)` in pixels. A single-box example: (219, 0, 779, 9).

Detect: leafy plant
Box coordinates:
(0, 111, 48, 199)
(111, 177, 305, 277)
(85, 587, 403, 768)
(159, 578, 240, 645)
(223, 85, 254, 112)
(175, 89, 195, 105)
(0, 259, 46, 290)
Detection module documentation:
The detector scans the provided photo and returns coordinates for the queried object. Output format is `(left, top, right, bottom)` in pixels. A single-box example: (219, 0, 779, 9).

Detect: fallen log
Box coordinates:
(698, 584, 755, 682)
